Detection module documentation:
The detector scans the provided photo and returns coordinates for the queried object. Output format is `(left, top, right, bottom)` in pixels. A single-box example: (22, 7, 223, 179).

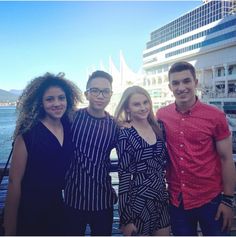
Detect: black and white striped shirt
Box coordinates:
(64, 108, 119, 211)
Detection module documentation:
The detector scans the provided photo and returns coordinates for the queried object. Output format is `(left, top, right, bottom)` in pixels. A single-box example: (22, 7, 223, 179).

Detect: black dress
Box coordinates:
(16, 121, 73, 235)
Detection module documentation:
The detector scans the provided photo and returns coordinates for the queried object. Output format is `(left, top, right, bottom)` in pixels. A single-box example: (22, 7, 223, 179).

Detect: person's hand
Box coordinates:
(118, 121, 131, 129)
(215, 203, 234, 232)
(121, 223, 138, 236)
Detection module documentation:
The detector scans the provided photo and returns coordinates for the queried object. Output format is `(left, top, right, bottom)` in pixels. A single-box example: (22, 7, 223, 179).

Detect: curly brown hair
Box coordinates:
(13, 72, 82, 140)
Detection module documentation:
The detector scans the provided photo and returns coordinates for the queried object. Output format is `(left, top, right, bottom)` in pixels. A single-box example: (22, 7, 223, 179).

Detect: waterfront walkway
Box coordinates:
(0, 161, 236, 236)
(0, 161, 122, 236)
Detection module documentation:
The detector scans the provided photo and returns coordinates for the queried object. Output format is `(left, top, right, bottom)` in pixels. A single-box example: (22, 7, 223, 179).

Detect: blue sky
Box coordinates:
(0, 1, 201, 92)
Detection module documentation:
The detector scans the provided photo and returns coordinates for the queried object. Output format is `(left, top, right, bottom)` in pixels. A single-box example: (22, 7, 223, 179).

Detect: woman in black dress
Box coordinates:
(115, 86, 170, 236)
(4, 73, 82, 235)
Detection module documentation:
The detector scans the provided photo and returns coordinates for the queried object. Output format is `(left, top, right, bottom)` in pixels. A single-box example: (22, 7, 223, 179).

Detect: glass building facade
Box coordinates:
(141, 0, 236, 154)
(145, 0, 236, 50)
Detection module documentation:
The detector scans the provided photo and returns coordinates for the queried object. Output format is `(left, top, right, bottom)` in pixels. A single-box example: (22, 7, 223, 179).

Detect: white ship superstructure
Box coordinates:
(142, 0, 236, 153)
(142, 0, 236, 110)
(89, 0, 236, 153)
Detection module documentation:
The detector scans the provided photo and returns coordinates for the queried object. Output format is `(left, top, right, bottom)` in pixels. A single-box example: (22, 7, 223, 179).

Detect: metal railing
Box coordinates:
(1, 161, 236, 236)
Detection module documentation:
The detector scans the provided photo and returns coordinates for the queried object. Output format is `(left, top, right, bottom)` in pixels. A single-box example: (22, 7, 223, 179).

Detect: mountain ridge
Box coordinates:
(0, 89, 20, 102)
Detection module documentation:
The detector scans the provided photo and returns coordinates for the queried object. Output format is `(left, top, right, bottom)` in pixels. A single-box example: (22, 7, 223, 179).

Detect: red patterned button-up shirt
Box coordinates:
(157, 99, 231, 209)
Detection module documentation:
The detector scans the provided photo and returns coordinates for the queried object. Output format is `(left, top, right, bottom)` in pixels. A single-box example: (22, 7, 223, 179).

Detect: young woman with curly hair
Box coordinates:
(4, 72, 82, 235)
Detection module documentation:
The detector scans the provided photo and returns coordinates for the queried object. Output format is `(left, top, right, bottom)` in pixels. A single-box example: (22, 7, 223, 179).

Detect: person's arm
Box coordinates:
(4, 135, 28, 235)
(217, 136, 235, 196)
(215, 136, 236, 232)
(116, 131, 137, 236)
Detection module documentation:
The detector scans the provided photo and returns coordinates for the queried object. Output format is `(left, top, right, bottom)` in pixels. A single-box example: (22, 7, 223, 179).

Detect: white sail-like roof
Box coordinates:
(109, 56, 122, 91)
(119, 50, 138, 88)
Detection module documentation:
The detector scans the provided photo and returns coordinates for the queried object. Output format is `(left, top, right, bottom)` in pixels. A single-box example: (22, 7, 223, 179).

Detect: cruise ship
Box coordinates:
(141, 0, 236, 155)
(90, 0, 236, 154)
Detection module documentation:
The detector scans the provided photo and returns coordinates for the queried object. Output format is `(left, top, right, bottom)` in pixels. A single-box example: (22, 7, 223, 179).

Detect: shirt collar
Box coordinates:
(175, 96, 200, 115)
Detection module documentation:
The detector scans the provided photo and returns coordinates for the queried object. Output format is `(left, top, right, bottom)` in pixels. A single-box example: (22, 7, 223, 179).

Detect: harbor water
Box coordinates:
(0, 106, 16, 163)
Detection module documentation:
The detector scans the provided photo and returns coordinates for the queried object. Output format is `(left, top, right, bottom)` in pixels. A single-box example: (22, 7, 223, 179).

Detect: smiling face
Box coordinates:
(42, 86, 67, 121)
(85, 77, 112, 114)
(126, 93, 151, 122)
(169, 69, 198, 109)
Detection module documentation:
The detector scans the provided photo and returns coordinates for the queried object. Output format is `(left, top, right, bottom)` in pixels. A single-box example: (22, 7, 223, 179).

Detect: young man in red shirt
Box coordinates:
(156, 61, 236, 235)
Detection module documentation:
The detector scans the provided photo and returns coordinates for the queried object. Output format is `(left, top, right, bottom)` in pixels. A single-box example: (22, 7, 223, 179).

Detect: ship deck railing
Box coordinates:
(202, 91, 236, 99)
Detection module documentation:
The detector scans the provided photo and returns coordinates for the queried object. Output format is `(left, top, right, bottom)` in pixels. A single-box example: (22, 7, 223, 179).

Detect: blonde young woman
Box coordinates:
(3, 73, 82, 235)
(114, 86, 170, 236)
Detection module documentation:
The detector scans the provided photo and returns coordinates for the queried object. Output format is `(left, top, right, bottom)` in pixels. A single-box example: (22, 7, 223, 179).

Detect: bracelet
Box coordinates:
(221, 194, 235, 208)
(222, 194, 234, 199)
(221, 200, 234, 208)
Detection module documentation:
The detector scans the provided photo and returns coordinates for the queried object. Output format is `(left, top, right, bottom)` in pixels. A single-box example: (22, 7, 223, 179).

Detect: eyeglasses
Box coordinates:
(86, 88, 112, 98)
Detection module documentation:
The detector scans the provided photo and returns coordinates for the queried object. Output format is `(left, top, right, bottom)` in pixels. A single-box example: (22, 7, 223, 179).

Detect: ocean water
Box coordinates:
(0, 106, 16, 163)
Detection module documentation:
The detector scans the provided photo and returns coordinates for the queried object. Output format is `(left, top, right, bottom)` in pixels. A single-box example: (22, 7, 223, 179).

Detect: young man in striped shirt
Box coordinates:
(64, 71, 119, 236)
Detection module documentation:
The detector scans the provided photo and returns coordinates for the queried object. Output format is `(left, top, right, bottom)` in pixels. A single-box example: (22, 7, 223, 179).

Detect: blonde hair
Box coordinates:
(114, 86, 162, 138)
(13, 72, 83, 140)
